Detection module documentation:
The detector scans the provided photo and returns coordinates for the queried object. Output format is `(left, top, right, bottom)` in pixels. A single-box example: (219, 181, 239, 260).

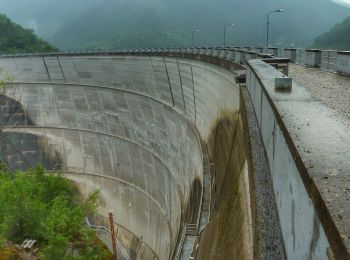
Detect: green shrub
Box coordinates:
(0, 165, 110, 259)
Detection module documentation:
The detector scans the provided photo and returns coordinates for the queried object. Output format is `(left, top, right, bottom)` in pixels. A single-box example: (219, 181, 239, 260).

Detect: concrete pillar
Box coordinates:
(256, 47, 264, 54)
(239, 50, 246, 64)
(199, 47, 207, 55)
(235, 50, 240, 63)
(212, 48, 219, 57)
(290, 48, 297, 62)
(186, 48, 193, 54)
(268, 47, 278, 57)
(206, 48, 213, 56)
(193, 47, 200, 55)
(228, 49, 235, 60)
(277, 48, 283, 57)
(336, 51, 350, 76)
(284, 48, 297, 62)
(247, 51, 257, 60)
(305, 49, 322, 67)
(219, 48, 228, 59)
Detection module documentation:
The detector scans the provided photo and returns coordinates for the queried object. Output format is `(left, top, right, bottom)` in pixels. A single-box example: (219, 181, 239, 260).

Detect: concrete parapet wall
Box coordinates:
(246, 60, 330, 259)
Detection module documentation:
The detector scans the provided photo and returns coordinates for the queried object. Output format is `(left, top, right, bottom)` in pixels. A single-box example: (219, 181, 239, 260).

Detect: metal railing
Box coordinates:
(320, 50, 337, 72)
(85, 217, 131, 260)
(84, 214, 159, 260)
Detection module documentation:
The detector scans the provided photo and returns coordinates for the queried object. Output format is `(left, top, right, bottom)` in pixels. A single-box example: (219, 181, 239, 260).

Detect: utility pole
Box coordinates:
(224, 23, 234, 47)
(192, 29, 200, 47)
(109, 210, 117, 259)
(267, 9, 285, 49)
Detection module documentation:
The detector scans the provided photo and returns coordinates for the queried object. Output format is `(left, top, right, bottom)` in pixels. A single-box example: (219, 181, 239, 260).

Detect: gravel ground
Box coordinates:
(289, 63, 350, 120)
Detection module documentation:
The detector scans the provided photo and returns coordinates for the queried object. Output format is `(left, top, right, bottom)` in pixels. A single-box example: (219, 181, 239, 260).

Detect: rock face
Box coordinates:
(0, 55, 244, 259)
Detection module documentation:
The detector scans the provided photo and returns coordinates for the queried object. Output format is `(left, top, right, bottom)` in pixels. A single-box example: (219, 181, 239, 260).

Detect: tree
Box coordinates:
(0, 14, 58, 54)
(311, 17, 350, 50)
(0, 165, 110, 259)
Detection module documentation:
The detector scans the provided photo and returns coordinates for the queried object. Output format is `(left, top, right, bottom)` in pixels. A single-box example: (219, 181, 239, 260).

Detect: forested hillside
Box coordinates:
(0, 14, 57, 54)
(0, 0, 349, 50)
(311, 17, 350, 50)
(48, 0, 350, 50)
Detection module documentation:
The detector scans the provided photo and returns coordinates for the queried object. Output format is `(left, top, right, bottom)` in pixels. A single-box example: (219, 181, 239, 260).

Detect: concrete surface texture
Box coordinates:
(289, 63, 350, 120)
(0, 56, 240, 259)
(337, 52, 350, 76)
(247, 59, 350, 259)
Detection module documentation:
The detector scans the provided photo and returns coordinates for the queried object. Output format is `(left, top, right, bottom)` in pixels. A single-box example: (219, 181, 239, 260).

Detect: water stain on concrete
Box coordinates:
(197, 111, 250, 260)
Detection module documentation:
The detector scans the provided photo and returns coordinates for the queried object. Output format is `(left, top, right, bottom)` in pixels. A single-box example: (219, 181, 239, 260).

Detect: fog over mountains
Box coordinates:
(0, 0, 349, 50)
(331, 0, 350, 7)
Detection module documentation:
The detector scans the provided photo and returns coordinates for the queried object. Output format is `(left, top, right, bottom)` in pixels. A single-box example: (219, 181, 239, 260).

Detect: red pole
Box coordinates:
(109, 210, 117, 259)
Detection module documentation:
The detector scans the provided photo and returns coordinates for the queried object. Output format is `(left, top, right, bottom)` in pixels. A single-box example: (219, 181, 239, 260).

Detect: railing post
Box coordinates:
(268, 47, 278, 57)
(327, 51, 330, 71)
(305, 49, 322, 67)
(336, 51, 350, 76)
(109, 210, 117, 259)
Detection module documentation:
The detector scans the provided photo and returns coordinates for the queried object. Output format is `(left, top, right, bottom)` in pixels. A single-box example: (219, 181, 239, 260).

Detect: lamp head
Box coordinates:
(278, 9, 284, 12)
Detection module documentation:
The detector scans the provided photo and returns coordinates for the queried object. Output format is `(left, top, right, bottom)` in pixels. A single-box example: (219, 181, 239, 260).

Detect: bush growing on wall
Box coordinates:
(0, 164, 110, 259)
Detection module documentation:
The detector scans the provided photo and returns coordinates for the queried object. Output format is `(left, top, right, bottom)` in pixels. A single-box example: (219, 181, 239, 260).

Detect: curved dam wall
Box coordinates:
(0, 56, 240, 259)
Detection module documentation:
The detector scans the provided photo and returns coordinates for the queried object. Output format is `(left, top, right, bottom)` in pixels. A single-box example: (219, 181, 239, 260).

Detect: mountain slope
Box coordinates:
(43, 0, 350, 49)
(311, 17, 350, 50)
(0, 0, 99, 38)
(0, 14, 58, 54)
(50, 1, 188, 50)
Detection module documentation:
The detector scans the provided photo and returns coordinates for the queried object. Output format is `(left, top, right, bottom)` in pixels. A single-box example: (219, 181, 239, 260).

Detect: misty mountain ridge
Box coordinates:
(0, 0, 349, 50)
(311, 17, 350, 50)
(49, 0, 350, 50)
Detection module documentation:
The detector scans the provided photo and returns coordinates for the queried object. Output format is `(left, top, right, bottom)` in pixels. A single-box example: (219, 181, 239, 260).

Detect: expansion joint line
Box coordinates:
(190, 62, 197, 125)
(176, 57, 187, 115)
(58, 170, 173, 237)
(163, 56, 175, 107)
(4, 125, 183, 202)
(56, 56, 67, 82)
(42, 57, 51, 82)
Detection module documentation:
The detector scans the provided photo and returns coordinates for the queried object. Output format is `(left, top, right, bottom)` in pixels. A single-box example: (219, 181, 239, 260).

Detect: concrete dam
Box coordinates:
(0, 48, 349, 259)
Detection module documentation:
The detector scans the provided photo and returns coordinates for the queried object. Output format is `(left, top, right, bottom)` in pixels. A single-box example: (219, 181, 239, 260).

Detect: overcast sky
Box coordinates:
(331, 0, 350, 6)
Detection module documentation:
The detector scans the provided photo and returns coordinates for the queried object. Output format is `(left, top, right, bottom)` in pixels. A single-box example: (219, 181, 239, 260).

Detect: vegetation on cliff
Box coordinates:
(0, 14, 58, 54)
(0, 165, 110, 259)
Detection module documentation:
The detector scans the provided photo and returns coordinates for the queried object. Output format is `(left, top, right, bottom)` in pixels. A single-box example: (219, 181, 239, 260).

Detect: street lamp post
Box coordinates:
(224, 23, 234, 47)
(192, 29, 200, 47)
(165, 32, 172, 46)
(267, 9, 284, 49)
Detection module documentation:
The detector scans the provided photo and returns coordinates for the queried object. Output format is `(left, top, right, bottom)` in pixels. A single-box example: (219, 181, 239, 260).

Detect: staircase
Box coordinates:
(174, 224, 199, 260)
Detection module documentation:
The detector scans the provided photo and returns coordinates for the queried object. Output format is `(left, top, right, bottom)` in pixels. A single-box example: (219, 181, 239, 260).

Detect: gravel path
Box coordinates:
(289, 63, 350, 120)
